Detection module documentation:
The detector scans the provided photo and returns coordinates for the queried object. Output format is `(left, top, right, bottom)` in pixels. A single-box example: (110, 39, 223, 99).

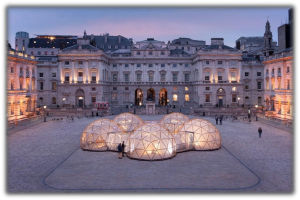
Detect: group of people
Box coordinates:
(215, 115, 224, 125)
(117, 141, 126, 159)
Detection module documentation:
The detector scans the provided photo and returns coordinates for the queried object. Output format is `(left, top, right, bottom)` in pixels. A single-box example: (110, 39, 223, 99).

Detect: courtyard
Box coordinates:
(7, 114, 293, 193)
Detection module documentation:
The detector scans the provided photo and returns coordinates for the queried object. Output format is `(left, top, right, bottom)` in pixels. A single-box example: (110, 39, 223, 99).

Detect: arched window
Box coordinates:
(52, 97, 56, 104)
(173, 94, 178, 101)
(185, 94, 190, 101)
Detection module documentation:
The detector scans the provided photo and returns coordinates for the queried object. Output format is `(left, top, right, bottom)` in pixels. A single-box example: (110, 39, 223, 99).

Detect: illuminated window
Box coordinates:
(231, 72, 236, 81)
(173, 94, 178, 101)
(173, 87, 177, 91)
(185, 94, 190, 101)
(232, 87, 236, 91)
(112, 94, 117, 100)
(185, 87, 189, 91)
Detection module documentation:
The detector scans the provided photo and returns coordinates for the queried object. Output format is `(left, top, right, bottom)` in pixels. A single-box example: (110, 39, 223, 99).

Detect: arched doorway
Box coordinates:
(146, 88, 155, 102)
(159, 88, 167, 106)
(135, 88, 143, 106)
(75, 89, 85, 107)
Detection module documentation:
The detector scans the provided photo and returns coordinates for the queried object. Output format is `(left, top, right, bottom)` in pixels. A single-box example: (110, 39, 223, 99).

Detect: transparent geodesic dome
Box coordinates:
(113, 112, 144, 133)
(80, 119, 124, 151)
(177, 118, 221, 150)
(127, 123, 176, 160)
(172, 132, 194, 152)
(159, 112, 190, 133)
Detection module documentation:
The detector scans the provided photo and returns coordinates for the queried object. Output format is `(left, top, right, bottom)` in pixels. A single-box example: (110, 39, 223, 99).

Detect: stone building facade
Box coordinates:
(10, 19, 292, 121)
(263, 47, 293, 120)
(7, 48, 38, 121)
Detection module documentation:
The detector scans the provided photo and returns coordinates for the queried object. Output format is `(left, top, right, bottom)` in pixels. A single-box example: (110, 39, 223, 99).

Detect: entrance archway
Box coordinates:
(135, 88, 143, 105)
(75, 89, 85, 107)
(159, 88, 167, 106)
(146, 88, 155, 102)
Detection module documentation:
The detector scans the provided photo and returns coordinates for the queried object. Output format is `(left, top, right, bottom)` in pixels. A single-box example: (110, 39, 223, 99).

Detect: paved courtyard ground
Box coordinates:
(7, 114, 293, 193)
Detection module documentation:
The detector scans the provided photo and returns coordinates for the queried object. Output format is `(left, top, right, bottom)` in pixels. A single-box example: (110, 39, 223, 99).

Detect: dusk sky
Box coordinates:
(7, 7, 290, 48)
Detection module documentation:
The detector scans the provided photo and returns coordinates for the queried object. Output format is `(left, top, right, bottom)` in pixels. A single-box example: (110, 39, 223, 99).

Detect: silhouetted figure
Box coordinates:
(258, 127, 262, 138)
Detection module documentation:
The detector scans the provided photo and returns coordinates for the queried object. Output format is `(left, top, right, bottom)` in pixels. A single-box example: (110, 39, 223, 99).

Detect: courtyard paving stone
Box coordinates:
(7, 114, 293, 193)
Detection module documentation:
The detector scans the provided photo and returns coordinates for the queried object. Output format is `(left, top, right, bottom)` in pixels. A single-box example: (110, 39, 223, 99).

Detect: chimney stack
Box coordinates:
(118, 35, 121, 43)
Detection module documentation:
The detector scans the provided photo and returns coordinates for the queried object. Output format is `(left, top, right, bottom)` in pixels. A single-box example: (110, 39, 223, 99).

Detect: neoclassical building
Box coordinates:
(10, 19, 292, 121)
(263, 47, 293, 120)
(7, 47, 38, 121)
(35, 36, 264, 110)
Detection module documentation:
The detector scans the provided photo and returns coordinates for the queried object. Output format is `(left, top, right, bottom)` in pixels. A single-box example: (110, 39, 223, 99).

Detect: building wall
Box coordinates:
(263, 51, 293, 119)
(7, 50, 38, 121)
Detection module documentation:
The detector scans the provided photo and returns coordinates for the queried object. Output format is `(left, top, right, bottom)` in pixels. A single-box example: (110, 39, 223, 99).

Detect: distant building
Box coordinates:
(277, 8, 293, 51)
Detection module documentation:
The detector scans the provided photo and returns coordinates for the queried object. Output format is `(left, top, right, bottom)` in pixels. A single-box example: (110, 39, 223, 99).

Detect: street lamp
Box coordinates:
(44, 105, 47, 122)
(255, 104, 258, 121)
(237, 97, 240, 107)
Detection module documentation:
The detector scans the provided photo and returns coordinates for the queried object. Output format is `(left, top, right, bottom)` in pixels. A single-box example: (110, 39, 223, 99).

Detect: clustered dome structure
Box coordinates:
(127, 123, 176, 160)
(159, 112, 190, 133)
(80, 119, 124, 151)
(80, 112, 222, 160)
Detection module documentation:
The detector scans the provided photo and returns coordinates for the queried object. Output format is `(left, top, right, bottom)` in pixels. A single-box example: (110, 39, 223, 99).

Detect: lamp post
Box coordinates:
(255, 104, 258, 121)
(43, 105, 47, 122)
(237, 97, 240, 107)
(248, 107, 251, 122)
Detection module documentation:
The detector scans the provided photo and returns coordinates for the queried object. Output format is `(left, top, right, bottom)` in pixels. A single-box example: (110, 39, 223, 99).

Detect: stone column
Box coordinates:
(212, 60, 216, 83)
(238, 61, 242, 82)
(71, 61, 75, 83)
(58, 61, 62, 83)
(85, 60, 89, 83)
(199, 61, 203, 82)
(29, 68, 32, 90)
(16, 65, 20, 90)
(98, 60, 102, 83)
(225, 60, 229, 82)
(275, 67, 278, 89)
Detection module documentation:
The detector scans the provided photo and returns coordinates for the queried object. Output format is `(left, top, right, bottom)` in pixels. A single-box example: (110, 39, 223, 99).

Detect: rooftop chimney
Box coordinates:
(118, 35, 121, 43)
(211, 38, 224, 45)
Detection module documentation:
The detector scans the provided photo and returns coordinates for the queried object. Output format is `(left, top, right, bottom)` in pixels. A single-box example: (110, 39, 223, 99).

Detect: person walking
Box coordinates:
(117, 143, 122, 159)
(258, 127, 262, 138)
(219, 115, 223, 125)
(122, 141, 125, 157)
(215, 116, 218, 125)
